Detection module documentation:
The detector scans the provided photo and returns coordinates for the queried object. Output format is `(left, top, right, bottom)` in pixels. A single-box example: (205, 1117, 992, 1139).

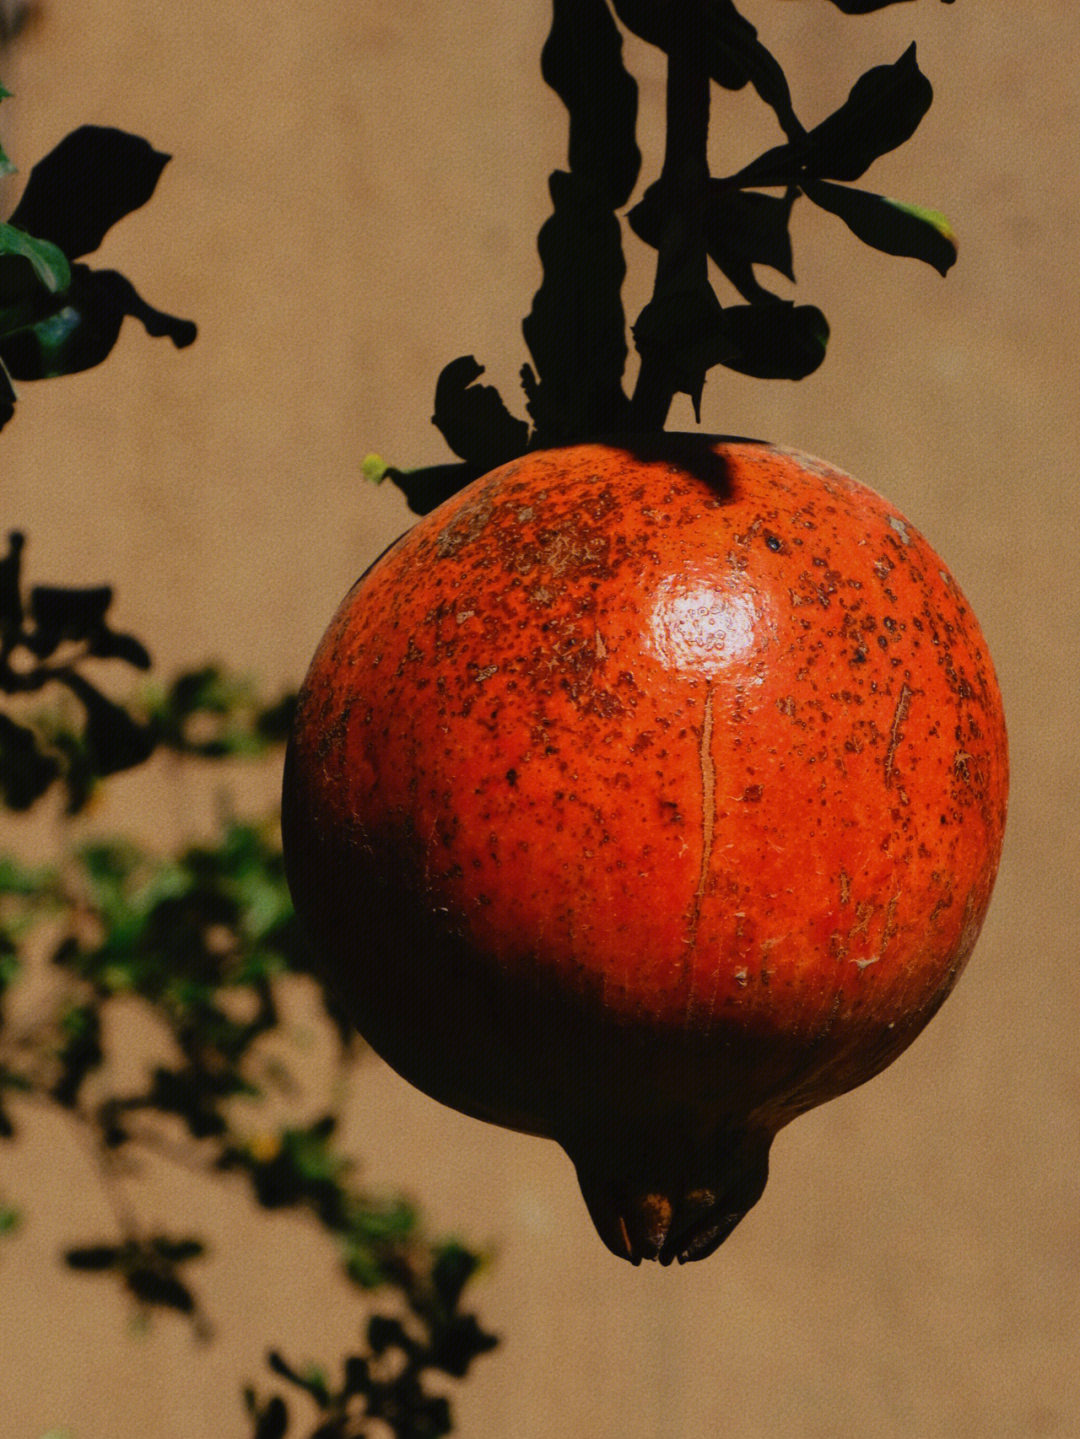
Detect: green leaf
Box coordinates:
(0, 854, 54, 897)
(0, 358, 13, 432)
(803, 180, 957, 276)
(0, 221, 71, 303)
(0, 82, 12, 178)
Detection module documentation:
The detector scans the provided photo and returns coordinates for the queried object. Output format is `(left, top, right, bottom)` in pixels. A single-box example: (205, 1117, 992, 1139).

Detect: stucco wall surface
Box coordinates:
(2, 4, 1077, 1437)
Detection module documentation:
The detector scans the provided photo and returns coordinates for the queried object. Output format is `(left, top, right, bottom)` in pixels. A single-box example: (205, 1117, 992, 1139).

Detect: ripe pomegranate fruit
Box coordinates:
(282, 436, 1008, 1264)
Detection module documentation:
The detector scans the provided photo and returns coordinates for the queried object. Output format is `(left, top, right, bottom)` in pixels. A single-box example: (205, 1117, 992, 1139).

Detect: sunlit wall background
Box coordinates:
(3, 3, 1077, 1435)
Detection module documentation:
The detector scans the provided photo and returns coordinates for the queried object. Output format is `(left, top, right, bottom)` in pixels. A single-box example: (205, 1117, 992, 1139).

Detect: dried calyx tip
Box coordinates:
(570, 1128, 772, 1266)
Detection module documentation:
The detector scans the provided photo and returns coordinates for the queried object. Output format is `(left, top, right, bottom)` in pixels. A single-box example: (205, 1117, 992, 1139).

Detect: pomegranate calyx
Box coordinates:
(569, 1127, 772, 1266)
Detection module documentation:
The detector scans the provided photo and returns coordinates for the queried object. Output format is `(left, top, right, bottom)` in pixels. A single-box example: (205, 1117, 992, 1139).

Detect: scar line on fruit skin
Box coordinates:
(687, 685, 716, 953)
(884, 683, 913, 789)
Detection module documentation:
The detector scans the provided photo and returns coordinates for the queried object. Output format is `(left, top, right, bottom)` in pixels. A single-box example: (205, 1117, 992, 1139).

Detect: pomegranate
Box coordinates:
(282, 436, 1008, 1264)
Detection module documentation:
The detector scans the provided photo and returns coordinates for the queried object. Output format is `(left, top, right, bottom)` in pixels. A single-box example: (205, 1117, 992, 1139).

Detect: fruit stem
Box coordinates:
(629, 0, 712, 432)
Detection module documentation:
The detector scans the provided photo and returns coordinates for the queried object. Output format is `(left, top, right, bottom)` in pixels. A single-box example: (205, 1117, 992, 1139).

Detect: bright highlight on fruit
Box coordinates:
(282, 436, 1008, 1264)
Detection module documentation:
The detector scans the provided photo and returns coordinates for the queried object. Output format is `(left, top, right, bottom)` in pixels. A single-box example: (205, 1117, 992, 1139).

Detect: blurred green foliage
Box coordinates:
(0, 686, 498, 1435)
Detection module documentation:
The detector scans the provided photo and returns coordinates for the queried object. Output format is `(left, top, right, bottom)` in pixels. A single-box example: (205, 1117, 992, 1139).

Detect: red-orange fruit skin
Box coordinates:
(282, 437, 1008, 1264)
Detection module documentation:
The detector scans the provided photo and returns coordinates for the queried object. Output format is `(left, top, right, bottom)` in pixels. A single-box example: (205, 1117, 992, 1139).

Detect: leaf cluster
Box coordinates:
(1, 770, 496, 1433)
(2, 79, 495, 1439)
(380, 0, 957, 514)
(247, 1246, 498, 1438)
(0, 90, 196, 432)
(0, 530, 294, 811)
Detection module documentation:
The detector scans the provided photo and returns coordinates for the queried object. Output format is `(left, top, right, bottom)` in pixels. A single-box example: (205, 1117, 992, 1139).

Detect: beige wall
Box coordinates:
(3, 3, 1077, 1436)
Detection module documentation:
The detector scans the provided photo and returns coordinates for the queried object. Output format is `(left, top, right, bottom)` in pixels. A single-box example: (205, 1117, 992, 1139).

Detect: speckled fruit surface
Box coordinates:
(282, 436, 1008, 1263)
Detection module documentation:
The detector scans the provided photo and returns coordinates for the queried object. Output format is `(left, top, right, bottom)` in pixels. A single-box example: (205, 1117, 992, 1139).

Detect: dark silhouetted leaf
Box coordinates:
(86, 628, 153, 669)
(431, 1244, 480, 1314)
(343, 1355, 370, 1395)
(61, 673, 155, 777)
(28, 584, 113, 654)
(522, 170, 632, 444)
(431, 356, 529, 470)
(610, 0, 744, 92)
(712, 301, 829, 380)
(542, 0, 640, 208)
(827, 0, 954, 11)
(633, 261, 724, 420)
(64, 1244, 122, 1271)
(803, 180, 957, 275)
(705, 187, 797, 301)
(0, 530, 23, 632)
(416, 1394, 453, 1436)
(0, 264, 196, 380)
(7, 126, 171, 259)
(367, 1313, 414, 1357)
(151, 1236, 206, 1264)
(428, 1313, 500, 1379)
(386, 461, 483, 516)
(0, 713, 59, 809)
(631, 181, 797, 303)
(609, 0, 799, 134)
(255, 691, 297, 745)
(802, 43, 932, 182)
(146, 1065, 230, 1138)
(52, 1003, 104, 1107)
(126, 1266, 195, 1313)
(268, 1352, 332, 1406)
(730, 45, 933, 190)
(247, 1393, 289, 1439)
(707, 0, 802, 138)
